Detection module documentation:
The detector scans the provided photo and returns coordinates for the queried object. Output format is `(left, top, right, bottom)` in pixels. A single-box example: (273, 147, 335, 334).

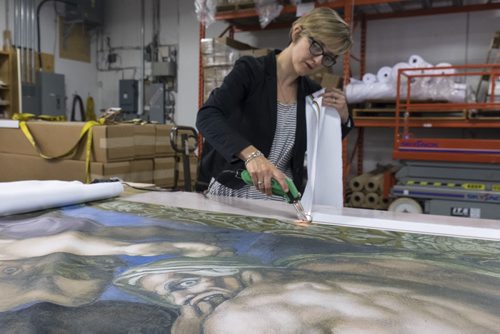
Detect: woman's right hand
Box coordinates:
(245, 155, 289, 196)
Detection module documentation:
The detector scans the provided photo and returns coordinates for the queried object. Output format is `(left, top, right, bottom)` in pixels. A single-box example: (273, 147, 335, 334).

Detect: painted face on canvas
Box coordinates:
(0, 260, 105, 311)
(139, 272, 244, 309)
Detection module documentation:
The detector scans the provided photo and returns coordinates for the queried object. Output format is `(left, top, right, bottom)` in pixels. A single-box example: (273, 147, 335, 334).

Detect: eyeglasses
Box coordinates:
(308, 37, 337, 68)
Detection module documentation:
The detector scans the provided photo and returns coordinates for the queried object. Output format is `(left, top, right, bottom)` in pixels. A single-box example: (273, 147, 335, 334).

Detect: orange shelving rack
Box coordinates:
(393, 64, 500, 163)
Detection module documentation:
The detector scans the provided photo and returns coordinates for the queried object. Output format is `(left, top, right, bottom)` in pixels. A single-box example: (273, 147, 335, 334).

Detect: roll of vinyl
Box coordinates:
(390, 62, 411, 83)
(376, 66, 392, 83)
(350, 191, 365, 208)
(408, 54, 431, 68)
(0, 181, 124, 216)
(364, 192, 380, 209)
(349, 174, 371, 192)
(366, 173, 384, 192)
(376, 197, 390, 210)
(362, 73, 377, 84)
(453, 83, 467, 90)
(434, 62, 456, 75)
(388, 197, 423, 214)
(345, 82, 393, 104)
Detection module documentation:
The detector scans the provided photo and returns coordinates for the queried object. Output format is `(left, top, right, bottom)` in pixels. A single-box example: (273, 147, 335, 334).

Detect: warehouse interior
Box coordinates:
(1, 0, 499, 217)
(0, 1, 499, 331)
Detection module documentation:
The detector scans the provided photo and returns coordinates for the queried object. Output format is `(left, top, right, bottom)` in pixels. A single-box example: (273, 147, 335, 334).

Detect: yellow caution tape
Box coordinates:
(18, 118, 106, 183)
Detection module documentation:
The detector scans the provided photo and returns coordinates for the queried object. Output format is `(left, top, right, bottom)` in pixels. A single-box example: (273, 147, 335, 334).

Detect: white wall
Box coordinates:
(0, 0, 98, 119)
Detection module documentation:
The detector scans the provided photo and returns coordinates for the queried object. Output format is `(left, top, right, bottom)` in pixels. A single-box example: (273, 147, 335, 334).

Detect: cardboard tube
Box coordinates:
(350, 191, 365, 208)
(349, 174, 371, 192)
(376, 197, 390, 210)
(364, 192, 380, 209)
(366, 173, 384, 192)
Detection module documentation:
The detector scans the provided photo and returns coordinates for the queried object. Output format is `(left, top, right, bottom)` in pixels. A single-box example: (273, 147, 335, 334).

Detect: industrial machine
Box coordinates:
(391, 161, 500, 219)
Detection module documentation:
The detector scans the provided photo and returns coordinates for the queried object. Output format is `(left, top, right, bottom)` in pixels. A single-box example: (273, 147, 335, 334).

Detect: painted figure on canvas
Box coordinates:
(114, 254, 500, 333)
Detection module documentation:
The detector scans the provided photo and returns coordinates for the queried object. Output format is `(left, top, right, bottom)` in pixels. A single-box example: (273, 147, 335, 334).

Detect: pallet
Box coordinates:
(353, 108, 467, 120)
(358, 99, 449, 109)
(468, 110, 500, 120)
(216, 1, 255, 12)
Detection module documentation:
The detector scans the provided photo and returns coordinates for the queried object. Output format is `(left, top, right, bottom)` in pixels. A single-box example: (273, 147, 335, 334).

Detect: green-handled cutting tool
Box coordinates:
(237, 170, 312, 222)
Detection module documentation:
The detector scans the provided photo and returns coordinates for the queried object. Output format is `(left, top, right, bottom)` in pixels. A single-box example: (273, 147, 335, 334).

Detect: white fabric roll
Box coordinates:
(408, 54, 431, 68)
(362, 73, 377, 84)
(345, 82, 394, 104)
(302, 89, 343, 217)
(434, 62, 456, 75)
(377, 66, 392, 83)
(390, 62, 411, 83)
(0, 180, 124, 216)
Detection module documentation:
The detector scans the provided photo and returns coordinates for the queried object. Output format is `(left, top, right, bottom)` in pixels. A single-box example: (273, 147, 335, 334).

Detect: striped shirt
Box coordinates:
(208, 102, 297, 201)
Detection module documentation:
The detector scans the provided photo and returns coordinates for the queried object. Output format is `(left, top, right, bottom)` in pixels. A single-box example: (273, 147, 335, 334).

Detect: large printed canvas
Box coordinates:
(0, 199, 499, 333)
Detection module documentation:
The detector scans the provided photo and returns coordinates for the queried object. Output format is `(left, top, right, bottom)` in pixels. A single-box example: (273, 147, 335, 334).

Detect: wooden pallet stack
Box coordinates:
(352, 100, 467, 121)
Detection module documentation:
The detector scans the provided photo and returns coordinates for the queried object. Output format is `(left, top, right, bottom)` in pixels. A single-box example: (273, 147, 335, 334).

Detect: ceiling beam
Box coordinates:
(365, 2, 500, 20)
(215, 0, 403, 20)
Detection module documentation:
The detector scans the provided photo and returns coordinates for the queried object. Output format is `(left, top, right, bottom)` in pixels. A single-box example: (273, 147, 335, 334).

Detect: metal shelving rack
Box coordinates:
(197, 0, 500, 184)
(393, 64, 500, 163)
(0, 50, 13, 118)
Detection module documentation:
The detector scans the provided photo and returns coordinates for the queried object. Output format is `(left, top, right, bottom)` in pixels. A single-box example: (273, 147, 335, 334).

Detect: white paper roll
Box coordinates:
(345, 82, 394, 104)
(377, 66, 392, 83)
(0, 180, 124, 216)
(434, 62, 456, 75)
(362, 73, 377, 84)
(453, 83, 467, 90)
(390, 62, 411, 83)
(408, 54, 431, 68)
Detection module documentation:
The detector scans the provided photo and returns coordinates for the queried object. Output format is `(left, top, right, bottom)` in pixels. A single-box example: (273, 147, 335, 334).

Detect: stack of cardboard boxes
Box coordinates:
(0, 121, 198, 189)
(201, 37, 270, 101)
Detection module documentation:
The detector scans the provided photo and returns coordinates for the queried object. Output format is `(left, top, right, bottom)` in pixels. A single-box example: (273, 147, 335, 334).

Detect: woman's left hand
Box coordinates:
(321, 88, 349, 123)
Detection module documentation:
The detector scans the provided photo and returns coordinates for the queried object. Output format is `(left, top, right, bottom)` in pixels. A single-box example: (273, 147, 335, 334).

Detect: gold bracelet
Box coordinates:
(244, 150, 263, 166)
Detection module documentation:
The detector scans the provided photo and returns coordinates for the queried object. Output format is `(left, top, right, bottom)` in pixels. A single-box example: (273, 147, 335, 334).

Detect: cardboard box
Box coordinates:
(0, 152, 130, 182)
(155, 124, 174, 157)
(0, 121, 135, 162)
(201, 37, 254, 55)
(129, 159, 154, 184)
(153, 157, 176, 188)
(133, 124, 156, 158)
(239, 48, 271, 58)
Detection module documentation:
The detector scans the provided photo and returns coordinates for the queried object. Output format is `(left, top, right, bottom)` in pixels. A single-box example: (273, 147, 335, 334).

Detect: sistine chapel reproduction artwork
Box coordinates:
(0, 199, 499, 333)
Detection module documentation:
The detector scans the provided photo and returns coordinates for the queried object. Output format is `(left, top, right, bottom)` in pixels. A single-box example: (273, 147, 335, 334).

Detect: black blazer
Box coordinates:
(196, 51, 353, 192)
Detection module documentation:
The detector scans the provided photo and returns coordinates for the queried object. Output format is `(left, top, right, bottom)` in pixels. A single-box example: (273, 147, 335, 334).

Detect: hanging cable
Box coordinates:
(36, 0, 76, 70)
(70, 93, 85, 121)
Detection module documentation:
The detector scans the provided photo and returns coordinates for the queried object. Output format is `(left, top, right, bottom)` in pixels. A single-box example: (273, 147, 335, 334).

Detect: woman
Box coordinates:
(196, 7, 353, 199)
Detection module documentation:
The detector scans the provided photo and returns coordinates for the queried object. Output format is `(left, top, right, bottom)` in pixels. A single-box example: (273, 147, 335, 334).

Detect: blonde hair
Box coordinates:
(292, 7, 352, 56)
